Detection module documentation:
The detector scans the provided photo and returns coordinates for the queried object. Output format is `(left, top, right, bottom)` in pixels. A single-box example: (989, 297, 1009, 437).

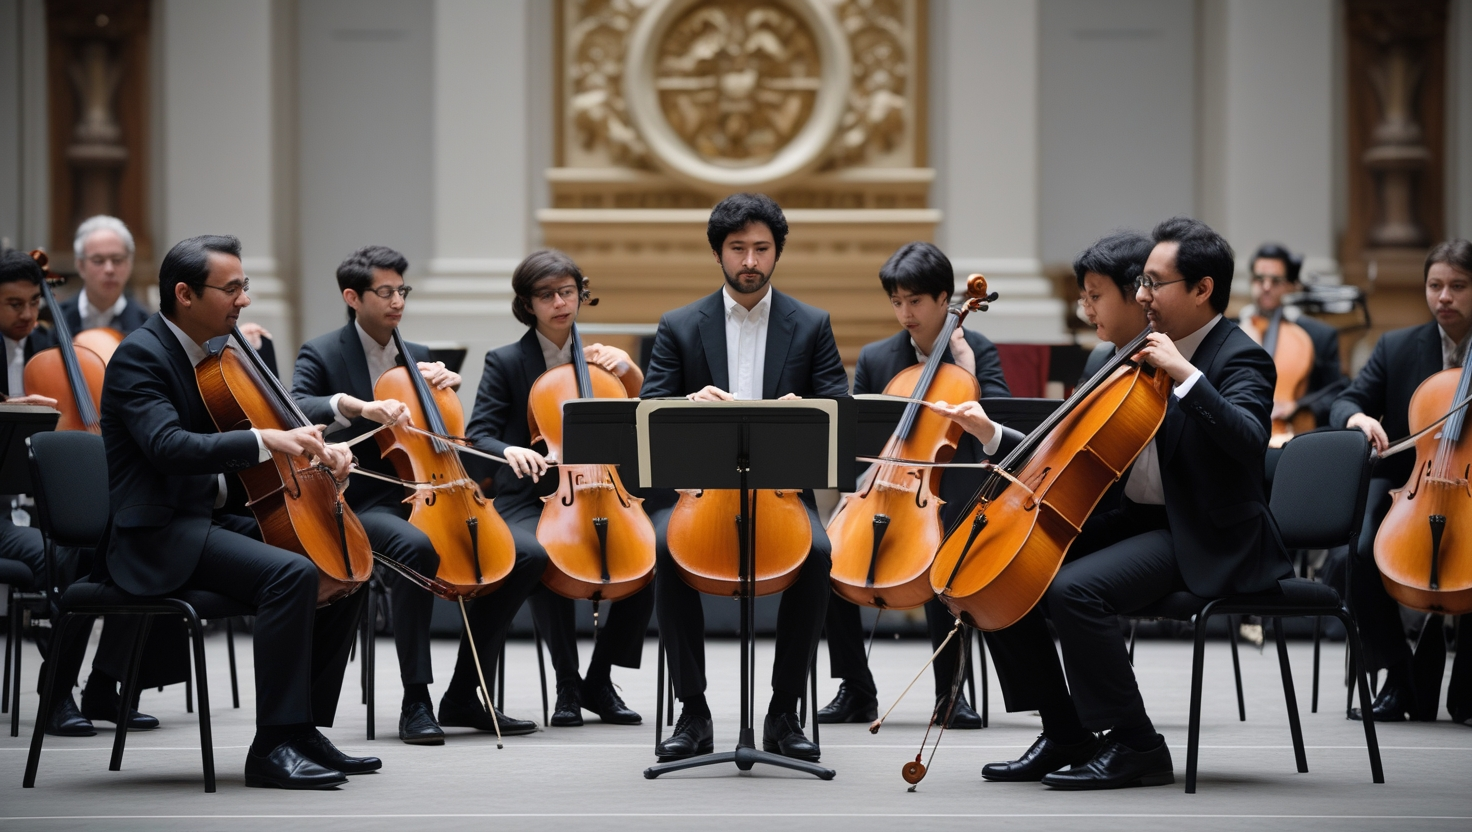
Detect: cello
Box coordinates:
(1373, 345, 1472, 615)
(827, 275, 994, 610)
(196, 325, 374, 605)
(371, 329, 517, 600)
(928, 326, 1172, 631)
(22, 250, 107, 432)
(527, 317, 655, 608)
(1246, 309, 1316, 447)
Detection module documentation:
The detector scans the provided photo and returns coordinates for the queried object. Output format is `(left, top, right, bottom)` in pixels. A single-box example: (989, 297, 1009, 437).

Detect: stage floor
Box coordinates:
(1, 627, 1468, 831)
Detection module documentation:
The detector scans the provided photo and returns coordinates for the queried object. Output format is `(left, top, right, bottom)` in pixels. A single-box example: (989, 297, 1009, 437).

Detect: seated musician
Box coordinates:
(99, 234, 380, 789)
(1333, 238, 1472, 725)
(818, 241, 1009, 729)
(291, 245, 545, 744)
(941, 217, 1289, 789)
(1076, 232, 1152, 380)
(1238, 243, 1344, 426)
(640, 193, 850, 762)
(464, 249, 649, 728)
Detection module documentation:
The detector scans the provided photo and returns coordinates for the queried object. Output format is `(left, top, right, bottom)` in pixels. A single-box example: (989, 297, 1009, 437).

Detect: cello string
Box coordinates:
(1379, 390, 1472, 460)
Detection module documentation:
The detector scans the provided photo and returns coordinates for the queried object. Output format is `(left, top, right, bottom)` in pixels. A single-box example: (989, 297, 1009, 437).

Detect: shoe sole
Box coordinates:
(594, 714, 642, 725)
(399, 734, 445, 746)
(1043, 771, 1175, 790)
(761, 741, 821, 762)
(550, 716, 585, 727)
(245, 775, 349, 790)
(439, 720, 539, 736)
(655, 742, 714, 763)
(815, 711, 877, 725)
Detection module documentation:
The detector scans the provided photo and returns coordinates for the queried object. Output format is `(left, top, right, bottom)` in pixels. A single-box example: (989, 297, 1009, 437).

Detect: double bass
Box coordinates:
(1373, 345, 1472, 615)
(1246, 309, 1316, 447)
(827, 275, 994, 610)
(371, 330, 517, 599)
(527, 318, 655, 608)
(196, 325, 374, 604)
(22, 250, 107, 432)
(929, 327, 1172, 630)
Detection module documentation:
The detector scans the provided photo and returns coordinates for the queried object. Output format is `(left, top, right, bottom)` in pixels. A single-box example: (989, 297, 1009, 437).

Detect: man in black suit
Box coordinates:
(465, 249, 650, 729)
(59, 216, 150, 336)
(640, 193, 850, 763)
(960, 217, 1289, 789)
(292, 245, 544, 744)
(1332, 238, 1472, 725)
(99, 234, 380, 789)
(816, 241, 1009, 730)
(1238, 243, 1345, 427)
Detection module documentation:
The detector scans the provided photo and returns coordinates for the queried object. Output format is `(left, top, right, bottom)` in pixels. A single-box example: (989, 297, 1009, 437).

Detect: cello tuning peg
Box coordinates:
(902, 759, 927, 785)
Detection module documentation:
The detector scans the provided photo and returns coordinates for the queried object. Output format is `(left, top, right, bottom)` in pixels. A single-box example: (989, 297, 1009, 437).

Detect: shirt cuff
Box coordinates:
(1172, 369, 1204, 399)
(328, 393, 353, 429)
(980, 420, 1003, 456)
(248, 427, 271, 463)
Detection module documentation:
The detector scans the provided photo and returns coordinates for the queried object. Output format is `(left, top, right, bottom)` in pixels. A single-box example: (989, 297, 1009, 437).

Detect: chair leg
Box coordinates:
(808, 647, 819, 745)
(24, 612, 80, 788)
(978, 633, 989, 728)
(3, 597, 13, 714)
(1311, 615, 1322, 714)
(226, 618, 240, 710)
(964, 627, 977, 707)
(532, 619, 549, 728)
(1185, 610, 1211, 794)
(365, 607, 376, 742)
(1227, 614, 1245, 722)
(1128, 619, 1136, 664)
(496, 643, 506, 713)
(359, 605, 369, 705)
(654, 634, 665, 749)
(1335, 609, 1385, 784)
(182, 608, 217, 793)
(111, 615, 155, 772)
(1272, 617, 1308, 773)
(184, 622, 195, 714)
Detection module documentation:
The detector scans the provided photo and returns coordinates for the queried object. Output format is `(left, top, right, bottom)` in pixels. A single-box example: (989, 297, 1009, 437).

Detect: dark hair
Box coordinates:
(1150, 216, 1235, 313)
(1424, 239, 1472, 281)
(510, 249, 586, 328)
(337, 245, 409, 321)
(706, 193, 788, 257)
(158, 235, 241, 315)
(1250, 243, 1303, 284)
(1073, 231, 1154, 298)
(0, 249, 44, 289)
(879, 242, 954, 299)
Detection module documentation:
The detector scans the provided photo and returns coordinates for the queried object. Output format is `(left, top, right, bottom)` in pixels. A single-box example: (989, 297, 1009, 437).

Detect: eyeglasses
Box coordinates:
(198, 278, 250, 298)
(532, 286, 581, 303)
(365, 285, 412, 300)
(1251, 274, 1289, 287)
(1135, 276, 1187, 293)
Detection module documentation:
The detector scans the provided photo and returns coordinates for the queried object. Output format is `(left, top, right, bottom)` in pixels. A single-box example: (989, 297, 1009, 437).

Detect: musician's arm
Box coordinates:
(464, 351, 513, 458)
(639, 315, 684, 399)
(1175, 347, 1274, 457)
(290, 340, 344, 429)
(116, 354, 260, 474)
(1330, 335, 1389, 429)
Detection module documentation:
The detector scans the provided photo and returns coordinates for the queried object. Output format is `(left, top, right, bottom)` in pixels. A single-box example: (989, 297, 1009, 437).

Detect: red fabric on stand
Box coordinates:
(994, 344, 1051, 399)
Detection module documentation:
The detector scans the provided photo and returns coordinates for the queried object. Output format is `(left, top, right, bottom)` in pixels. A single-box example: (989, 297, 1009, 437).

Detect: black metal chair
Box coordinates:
(1126, 429, 1384, 793)
(2, 557, 38, 734)
(21, 431, 251, 793)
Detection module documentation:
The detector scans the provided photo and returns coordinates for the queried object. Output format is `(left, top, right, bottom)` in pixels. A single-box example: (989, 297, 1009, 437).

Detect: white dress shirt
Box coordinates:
(160, 315, 270, 506)
(328, 321, 402, 430)
(536, 329, 574, 371)
(4, 336, 25, 398)
(1123, 314, 1222, 506)
(724, 286, 772, 400)
(1439, 326, 1471, 371)
(78, 291, 128, 331)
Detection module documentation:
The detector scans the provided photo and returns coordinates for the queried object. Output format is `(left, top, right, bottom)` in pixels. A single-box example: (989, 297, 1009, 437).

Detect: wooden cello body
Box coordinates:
(196, 327, 373, 605)
(374, 330, 516, 599)
(929, 329, 1172, 631)
(826, 275, 992, 610)
(1247, 311, 1316, 447)
(527, 323, 655, 603)
(1373, 349, 1472, 615)
(21, 250, 106, 432)
(73, 327, 125, 364)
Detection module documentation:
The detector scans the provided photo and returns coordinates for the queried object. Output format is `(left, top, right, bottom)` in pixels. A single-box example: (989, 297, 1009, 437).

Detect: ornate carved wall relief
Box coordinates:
(547, 0, 933, 361)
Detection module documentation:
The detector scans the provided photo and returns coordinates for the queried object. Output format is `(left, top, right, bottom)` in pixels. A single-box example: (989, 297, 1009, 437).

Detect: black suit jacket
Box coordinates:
(292, 322, 431, 513)
(1153, 317, 1292, 597)
(852, 328, 1010, 529)
(99, 314, 261, 596)
(1079, 342, 1115, 387)
(1329, 321, 1443, 484)
(1, 327, 57, 397)
(59, 293, 150, 335)
(640, 288, 851, 511)
(465, 328, 550, 511)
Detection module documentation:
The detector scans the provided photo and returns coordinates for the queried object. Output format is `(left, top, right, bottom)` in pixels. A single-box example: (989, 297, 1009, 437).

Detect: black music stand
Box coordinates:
(564, 398, 854, 780)
(0, 405, 61, 493)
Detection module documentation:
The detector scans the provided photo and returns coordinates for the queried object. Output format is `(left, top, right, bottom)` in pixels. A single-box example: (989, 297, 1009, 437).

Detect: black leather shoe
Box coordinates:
(551, 684, 584, 727)
(655, 710, 713, 762)
(816, 682, 877, 724)
(245, 740, 348, 789)
(45, 694, 96, 737)
(1349, 682, 1430, 722)
(1041, 738, 1174, 790)
(582, 677, 641, 725)
(80, 680, 160, 731)
(982, 733, 1100, 782)
(296, 732, 382, 774)
(936, 692, 982, 729)
(762, 712, 821, 762)
(398, 701, 445, 745)
(438, 695, 537, 736)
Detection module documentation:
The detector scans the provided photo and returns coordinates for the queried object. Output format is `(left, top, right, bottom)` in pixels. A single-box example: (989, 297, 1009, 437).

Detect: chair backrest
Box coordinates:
(1269, 429, 1373, 550)
(27, 431, 110, 549)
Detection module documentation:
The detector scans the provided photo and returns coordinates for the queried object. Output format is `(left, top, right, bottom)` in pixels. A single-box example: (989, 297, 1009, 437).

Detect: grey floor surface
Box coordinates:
(1, 625, 1469, 831)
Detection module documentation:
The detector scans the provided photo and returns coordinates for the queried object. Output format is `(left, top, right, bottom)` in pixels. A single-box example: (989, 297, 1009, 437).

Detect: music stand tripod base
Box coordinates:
(644, 731, 836, 779)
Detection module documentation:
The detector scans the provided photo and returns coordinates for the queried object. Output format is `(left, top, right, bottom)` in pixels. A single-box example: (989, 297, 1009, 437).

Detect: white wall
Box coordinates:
(1454, 0, 1472, 241)
(0, 0, 47, 252)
